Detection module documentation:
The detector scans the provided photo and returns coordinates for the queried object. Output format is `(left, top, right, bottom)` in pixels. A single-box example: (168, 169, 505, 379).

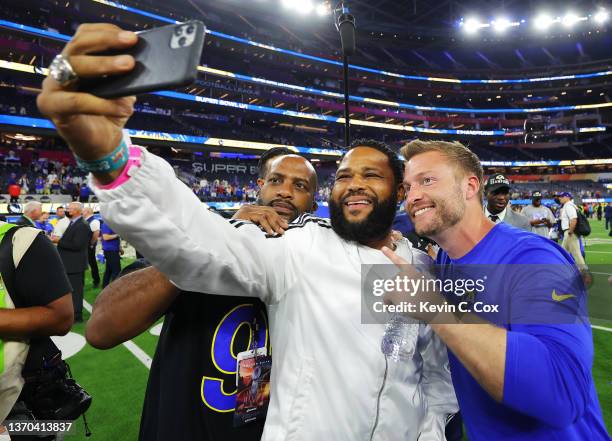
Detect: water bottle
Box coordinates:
(381, 313, 419, 361)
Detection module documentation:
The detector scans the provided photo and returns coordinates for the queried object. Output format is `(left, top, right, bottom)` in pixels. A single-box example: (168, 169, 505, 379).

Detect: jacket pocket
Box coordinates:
(285, 355, 315, 441)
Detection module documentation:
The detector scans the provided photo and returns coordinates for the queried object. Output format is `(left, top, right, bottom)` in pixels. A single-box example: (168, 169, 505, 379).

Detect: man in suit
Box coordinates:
(605, 202, 612, 232)
(57, 202, 92, 322)
(484, 174, 530, 231)
(16, 201, 43, 227)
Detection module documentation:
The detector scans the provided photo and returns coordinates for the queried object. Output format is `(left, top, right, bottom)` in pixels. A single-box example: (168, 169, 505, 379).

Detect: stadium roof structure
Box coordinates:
(125, 0, 612, 70)
(342, 0, 608, 36)
(0, 0, 609, 157)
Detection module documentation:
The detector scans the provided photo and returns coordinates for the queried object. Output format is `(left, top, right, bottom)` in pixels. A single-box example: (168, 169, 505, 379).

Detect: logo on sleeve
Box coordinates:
(551, 289, 575, 302)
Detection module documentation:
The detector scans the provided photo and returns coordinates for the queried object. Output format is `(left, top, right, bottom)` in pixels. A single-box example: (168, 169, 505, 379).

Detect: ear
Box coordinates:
(256, 178, 265, 190)
(466, 176, 481, 201)
(311, 200, 319, 212)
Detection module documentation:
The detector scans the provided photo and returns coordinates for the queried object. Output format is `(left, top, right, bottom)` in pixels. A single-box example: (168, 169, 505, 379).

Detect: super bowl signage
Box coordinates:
(192, 162, 258, 175)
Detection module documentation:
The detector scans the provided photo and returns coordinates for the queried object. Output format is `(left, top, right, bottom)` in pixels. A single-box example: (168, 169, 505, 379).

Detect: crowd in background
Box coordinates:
(185, 177, 335, 203)
(2, 156, 91, 202)
(188, 178, 259, 203)
(2, 156, 610, 206)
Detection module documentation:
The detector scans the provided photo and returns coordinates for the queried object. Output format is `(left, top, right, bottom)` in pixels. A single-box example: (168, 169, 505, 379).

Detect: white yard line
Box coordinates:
(592, 325, 612, 333)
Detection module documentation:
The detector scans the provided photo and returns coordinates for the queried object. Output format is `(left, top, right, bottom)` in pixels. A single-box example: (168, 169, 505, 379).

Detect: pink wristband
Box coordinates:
(97, 146, 142, 190)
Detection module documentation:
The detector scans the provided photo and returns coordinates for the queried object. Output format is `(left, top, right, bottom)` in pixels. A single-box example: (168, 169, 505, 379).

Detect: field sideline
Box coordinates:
(56, 219, 612, 440)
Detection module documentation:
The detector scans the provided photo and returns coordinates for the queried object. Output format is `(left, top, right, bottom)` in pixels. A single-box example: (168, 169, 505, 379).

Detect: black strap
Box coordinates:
(0, 225, 62, 375)
(0, 225, 20, 305)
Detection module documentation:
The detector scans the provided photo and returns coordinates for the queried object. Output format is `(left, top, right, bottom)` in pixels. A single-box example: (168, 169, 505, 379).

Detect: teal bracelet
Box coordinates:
(75, 138, 130, 173)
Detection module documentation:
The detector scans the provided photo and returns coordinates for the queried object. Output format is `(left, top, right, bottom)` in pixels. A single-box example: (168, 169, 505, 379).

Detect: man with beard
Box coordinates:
(483, 174, 530, 231)
(37, 25, 456, 440)
(521, 192, 556, 238)
(382, 139, 609, 441)
(86, 148, 318, 441)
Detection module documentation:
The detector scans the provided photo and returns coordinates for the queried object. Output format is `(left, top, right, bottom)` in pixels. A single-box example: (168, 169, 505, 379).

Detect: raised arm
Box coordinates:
(94, 148, 292, 300)
(37, 23, 295, 302)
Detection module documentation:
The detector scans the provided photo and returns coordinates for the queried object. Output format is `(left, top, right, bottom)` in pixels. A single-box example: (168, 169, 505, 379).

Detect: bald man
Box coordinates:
(17, 201, 42, 227)
(57, 202, 92, 322)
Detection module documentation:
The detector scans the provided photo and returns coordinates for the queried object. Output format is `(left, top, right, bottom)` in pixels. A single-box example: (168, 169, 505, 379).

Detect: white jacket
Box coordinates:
(93, 147, 458, 441)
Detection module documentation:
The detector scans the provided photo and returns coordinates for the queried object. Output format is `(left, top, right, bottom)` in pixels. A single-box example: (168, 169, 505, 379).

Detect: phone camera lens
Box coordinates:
(186, 25, 195, 34)
(174, 27, 183, 36)
(179, 36, 187, 46)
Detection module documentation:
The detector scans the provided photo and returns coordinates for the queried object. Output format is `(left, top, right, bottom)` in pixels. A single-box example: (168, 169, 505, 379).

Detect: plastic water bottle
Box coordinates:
(381, 313, 419, 361)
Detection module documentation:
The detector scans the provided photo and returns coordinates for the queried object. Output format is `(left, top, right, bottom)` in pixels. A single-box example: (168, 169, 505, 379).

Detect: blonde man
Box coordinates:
(382, 139, 609, 441)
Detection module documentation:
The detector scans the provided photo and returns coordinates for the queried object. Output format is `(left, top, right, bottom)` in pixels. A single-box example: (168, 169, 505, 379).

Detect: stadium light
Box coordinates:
(492, 17, 512, 33)
(282, 0, 328, 16)
(296, 0, 314, 14)
(316, 2, 331, 16)
(593, 9, 609, 24)
(533, 13, 555, 30)
(458, 7, 605, 35)
(281, 0, 296, 8)
(463, 17, 482, 34)
(562, 12, 584, 27)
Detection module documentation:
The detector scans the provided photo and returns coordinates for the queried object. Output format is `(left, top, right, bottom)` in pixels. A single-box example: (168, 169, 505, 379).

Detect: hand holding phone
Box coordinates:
(37, 22, 206, 180)
(77, 21, 206, 98)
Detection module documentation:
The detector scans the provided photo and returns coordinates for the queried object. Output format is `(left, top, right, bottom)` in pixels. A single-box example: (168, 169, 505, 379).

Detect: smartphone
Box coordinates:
(77, 21, 206, 99)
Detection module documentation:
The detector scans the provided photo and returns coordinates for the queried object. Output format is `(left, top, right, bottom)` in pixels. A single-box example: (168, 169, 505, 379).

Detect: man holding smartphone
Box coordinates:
(37, 23, 458, 441)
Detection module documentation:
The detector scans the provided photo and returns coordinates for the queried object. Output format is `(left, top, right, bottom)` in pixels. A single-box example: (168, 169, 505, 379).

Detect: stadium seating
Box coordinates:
(0, 0, 609, 209)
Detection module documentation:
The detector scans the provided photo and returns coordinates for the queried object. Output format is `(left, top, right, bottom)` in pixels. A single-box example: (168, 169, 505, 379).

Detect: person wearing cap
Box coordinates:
(521, 192, 556, 238)
(558, 192, 587, 269)
(484, 174, 530, 231)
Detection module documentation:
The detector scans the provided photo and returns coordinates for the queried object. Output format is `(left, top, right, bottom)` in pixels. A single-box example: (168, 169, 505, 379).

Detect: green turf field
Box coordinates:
(59, 220, 612, 440)
(584, 219, 612, 432)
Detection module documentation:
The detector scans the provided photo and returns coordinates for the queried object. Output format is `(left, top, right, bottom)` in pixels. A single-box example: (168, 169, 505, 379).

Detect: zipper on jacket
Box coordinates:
(369, 356, 389, 441)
